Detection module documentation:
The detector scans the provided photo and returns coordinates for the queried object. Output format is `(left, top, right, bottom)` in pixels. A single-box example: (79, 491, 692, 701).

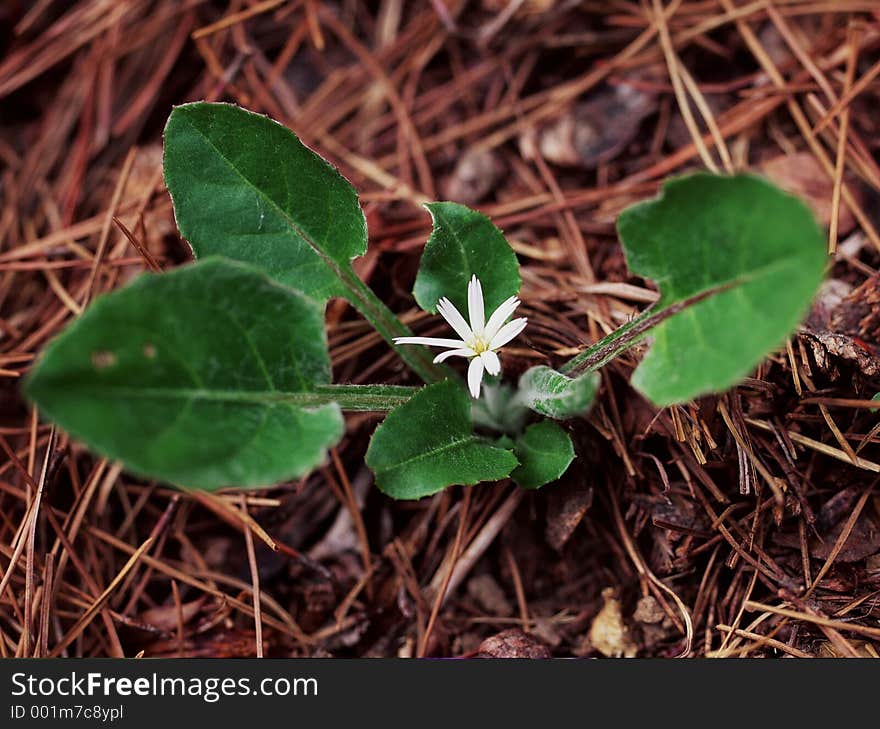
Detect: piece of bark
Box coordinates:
(467, 574, 514, 617)
(545, 476, 593, 551)
(477, 628, 551, 658)
(442, 147, 503, 205)
(527, 84, 654, 169)
(761, 152, 858, 234)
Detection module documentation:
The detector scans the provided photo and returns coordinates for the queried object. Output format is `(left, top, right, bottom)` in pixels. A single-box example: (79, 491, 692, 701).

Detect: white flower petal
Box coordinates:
(433, 347, 476, 363)
(489, 317, 527, 349)
(467, 275, 485, 335)
(393, 336, 467, 348)
(483, 296, 520, 341)
(480, 350, 501, 376)
(467, 356, 485, 398)
(436, 297, 473, 341)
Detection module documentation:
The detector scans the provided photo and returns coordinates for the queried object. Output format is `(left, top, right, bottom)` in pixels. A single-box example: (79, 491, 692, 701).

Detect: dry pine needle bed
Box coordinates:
(1, 0, 880, 658)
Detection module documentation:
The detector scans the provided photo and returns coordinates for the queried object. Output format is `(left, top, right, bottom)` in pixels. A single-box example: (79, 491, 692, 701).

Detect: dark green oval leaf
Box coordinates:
(26, 259, 343, 490)
(164, 102, 366, 300)
(366, 380, 518, 500)
(414, 202, 520, 315)
(617, 173, 826, 405)
(511, 420, 575, 490)
(517, 366, 598, 419)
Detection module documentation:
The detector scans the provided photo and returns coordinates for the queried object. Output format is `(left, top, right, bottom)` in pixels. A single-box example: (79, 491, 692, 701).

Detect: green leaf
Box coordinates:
(164, 102, 366, 300)
(517, 366, 598, 419)
(163, 102, 442, 383)
(616, 172, 826, 406)
(414, 202, 521, 315)
(511, 421, 575, 490)
(25, 258, 344, 490)
(495, 435, 516, 450)
(366, 380, 518, 500)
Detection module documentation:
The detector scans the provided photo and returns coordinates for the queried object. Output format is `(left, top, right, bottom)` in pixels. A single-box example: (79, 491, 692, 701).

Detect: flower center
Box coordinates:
(469, 334, 490, 354)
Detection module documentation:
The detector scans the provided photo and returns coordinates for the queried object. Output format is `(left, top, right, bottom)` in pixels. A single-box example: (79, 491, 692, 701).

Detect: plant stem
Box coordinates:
(72, 385, 421, 413)
(560, 281, 737, 376)
(314, 384, 418, 411)
(78, 384, 419, 411)
(560, 309, 654, 376)
(257, 194, 443, 383)
(339, 264, 445, 383)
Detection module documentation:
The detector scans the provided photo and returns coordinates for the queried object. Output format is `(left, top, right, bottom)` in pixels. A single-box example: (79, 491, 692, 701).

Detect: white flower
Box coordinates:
(394, 275, 527, 399)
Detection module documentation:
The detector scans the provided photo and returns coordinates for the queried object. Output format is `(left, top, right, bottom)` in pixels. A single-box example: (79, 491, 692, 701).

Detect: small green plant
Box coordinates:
(25, 103, 827, 499)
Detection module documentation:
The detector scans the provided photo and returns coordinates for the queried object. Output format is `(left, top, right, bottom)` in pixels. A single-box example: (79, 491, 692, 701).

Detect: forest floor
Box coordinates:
(2, 0, 880, 658)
